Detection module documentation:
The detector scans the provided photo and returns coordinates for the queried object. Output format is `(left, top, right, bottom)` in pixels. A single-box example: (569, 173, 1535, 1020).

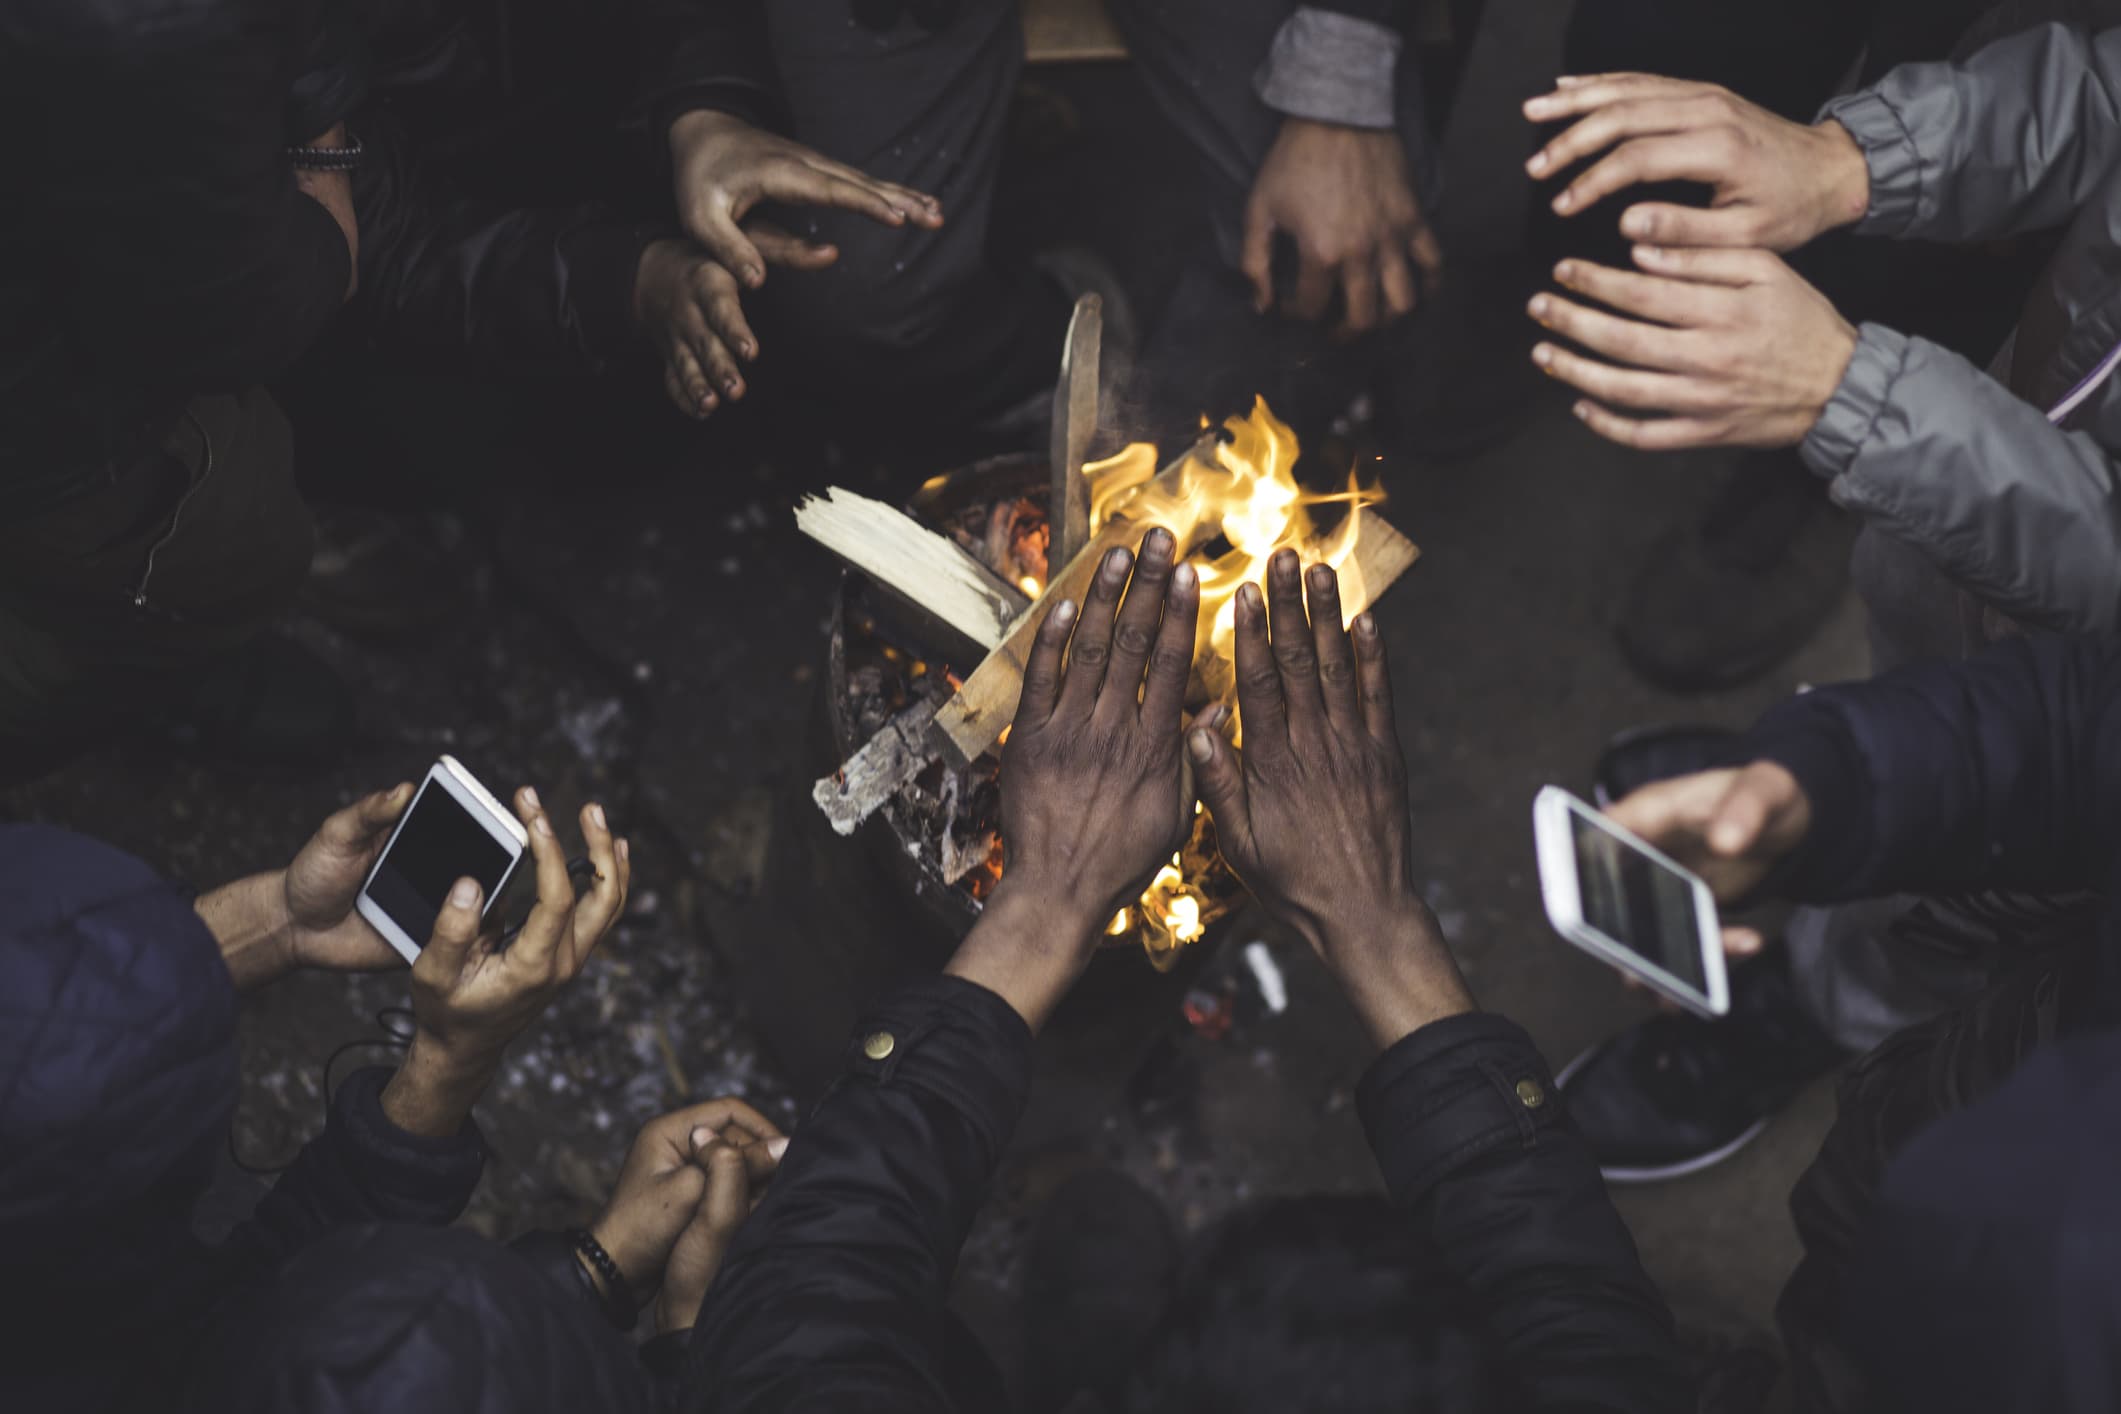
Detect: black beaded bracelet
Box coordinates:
(567, 1227, 640, 1330)
(287, 134, 363, 171)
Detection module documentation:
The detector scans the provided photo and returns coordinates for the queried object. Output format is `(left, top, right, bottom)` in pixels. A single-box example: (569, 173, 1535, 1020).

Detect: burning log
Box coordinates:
(1049, 293, 1101, 567)
(796, 488, 1029, 655)
(811, 696, 943, 837)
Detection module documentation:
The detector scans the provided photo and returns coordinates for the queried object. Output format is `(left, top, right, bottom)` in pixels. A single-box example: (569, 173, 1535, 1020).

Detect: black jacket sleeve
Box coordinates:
(1741, 635, 2121, 904)
(1359, 1013, 1693, 1412)
(349, 122, 668, 373)
(636, 0, 781, 134)
(683, 975, 1034, 1413)
(217, 1065, 486, 1276)
(59, 4, 351, 393)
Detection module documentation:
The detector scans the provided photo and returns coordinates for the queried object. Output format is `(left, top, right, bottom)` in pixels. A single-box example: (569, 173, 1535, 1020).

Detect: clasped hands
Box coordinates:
(1519, 73, 1875, 450)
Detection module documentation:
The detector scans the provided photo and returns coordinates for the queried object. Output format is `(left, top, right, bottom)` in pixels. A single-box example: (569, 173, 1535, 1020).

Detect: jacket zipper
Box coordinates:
(132, 408, 213, 616)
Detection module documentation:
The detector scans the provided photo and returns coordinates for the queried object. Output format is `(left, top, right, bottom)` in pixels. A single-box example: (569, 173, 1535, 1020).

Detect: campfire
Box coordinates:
(801, 301, 1419, 970)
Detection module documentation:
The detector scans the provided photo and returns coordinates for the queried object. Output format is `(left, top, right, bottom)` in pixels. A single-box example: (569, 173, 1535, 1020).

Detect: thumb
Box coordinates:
(421, 877, 484, 975)
(659, 1139, 753, 1333)
(1707, 777, 1771, 857)
(1241, 198, 1276, 314)
(685, 199, 767, 290)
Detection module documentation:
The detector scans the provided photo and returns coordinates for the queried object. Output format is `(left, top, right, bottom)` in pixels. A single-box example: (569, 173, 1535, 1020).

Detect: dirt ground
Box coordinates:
(2, 2, 1867, 1406)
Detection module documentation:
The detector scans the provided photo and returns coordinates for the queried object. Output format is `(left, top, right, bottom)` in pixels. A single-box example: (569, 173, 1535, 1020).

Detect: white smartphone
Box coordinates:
(356, 756, 530, 965)
(1532, 786, 1730, 1018)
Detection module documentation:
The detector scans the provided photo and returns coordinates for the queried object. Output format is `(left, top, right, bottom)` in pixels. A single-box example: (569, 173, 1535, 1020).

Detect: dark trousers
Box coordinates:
(0, 390, 314, 783)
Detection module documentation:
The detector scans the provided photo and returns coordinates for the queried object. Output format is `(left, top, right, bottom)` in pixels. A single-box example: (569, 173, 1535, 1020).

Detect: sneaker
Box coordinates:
(1557, 947, 1850, 1183)
(1021, 1168, 1182, 1413)
(1615, 449, 1853, 692)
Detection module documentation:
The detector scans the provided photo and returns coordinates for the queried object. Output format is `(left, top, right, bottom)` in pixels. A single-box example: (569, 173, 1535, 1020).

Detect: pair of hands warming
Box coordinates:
(1520, 74, 1875, 450)
(194, 782, 631, 1138)
(946, 529, 1473, 1051)
(631, 110, 943, 419)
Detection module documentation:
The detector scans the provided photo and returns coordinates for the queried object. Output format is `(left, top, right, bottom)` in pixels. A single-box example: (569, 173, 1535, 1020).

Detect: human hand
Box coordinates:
(280, 782, 416, 973)
(633, 239, 765, 419)
(1187, 552, 1474, 1050)
(1529, 246, 1858, 450)
(651, 1111, 788, 1333)
(583, 1098, 784, 1324)
(293, 123, 359, 300)
(1242, 118, 1442, 335)
(944, 528, 1201, 1029)
(381, 788, 630, 1136)
(1524, 74, 1870, 251)
(667, 109, 941, 290)
(1603, 764, 1812, 942)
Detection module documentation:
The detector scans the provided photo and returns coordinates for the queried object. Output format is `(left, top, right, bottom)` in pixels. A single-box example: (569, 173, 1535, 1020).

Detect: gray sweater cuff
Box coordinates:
(1818, 89, 1925, 237)
(1802, 322, 1912, 482)
(1255, 8, 1401, 130)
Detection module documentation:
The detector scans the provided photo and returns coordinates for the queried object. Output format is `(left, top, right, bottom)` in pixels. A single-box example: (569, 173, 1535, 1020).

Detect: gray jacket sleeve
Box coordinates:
(1823, 23, 2121, 242)
(1802, 322, 2121, 633)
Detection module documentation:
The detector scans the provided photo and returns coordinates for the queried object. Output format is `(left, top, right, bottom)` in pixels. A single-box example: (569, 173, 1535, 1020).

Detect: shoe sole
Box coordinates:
(1555, 1044, 1775, 1187)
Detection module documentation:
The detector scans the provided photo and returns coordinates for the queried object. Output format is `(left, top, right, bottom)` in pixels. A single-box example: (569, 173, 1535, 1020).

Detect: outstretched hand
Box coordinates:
(1188, 551, 1473, 1051)
(945, 527, 1202, 1030)
(1524, 74, 1870, 251)
(382, 788, 631, 1136)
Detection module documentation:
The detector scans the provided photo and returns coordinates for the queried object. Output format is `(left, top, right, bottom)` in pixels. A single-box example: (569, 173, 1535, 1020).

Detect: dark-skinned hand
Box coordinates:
(580, 1097, 785, 1330)
(381, 788, 630, 1137)
(944, 527, 1202, 1030)
(1188, 551, 1474, 1051)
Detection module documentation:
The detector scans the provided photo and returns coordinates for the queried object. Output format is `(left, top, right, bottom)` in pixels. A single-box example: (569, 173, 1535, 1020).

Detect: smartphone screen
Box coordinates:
(364, 780, 516, 951)
(1569, 809, 1709, 990)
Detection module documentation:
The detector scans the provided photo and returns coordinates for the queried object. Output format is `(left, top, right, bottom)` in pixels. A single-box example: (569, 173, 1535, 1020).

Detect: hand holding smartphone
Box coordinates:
(356, 756, 530, 965)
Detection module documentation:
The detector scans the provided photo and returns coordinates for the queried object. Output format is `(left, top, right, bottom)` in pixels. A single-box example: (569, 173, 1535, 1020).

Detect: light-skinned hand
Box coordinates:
(1530, 246, 1858, 451)
(1242, 118, 1443, 336)
(1187, 552, 1474, 1051)
(1524, 73, 1870, 251)
(653, 1113, 788, 1333)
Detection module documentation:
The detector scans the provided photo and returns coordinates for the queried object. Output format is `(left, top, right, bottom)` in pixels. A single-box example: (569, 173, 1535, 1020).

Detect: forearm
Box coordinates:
(1745, 635, 2121, 902)
(1829, 24, 2121, 243)
(684, 976, 1032, 1412)
(1319, 899, 1478, 1054)
(1802, 324, 2121, 635)
(942, 876, 1104, 1033)
(194, 873, 294, 990)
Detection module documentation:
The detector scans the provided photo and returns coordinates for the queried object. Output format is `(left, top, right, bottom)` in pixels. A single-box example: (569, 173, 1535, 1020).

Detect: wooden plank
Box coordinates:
(796, 488, 1029, 652)
(1049, 293, 1101, 569)
(811, 698, 941, 837)
(935, 505, 1420, 767)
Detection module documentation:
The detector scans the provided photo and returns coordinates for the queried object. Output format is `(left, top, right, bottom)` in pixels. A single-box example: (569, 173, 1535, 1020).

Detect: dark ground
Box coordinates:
(1, 2, 1863, 1406)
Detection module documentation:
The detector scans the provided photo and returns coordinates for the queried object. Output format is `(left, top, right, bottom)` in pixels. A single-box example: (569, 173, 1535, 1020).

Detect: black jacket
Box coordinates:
(683, 975, 1692, 1412)
(0, 825, 486, 1412)
(0, 0, 357, 510)
(1742, 632, 2121, 1024)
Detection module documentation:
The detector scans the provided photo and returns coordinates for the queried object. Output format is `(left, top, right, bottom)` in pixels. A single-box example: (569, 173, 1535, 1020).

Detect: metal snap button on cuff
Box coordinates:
(863, 1031, 897, 1061)
(1515, 1078, 1546, 1109)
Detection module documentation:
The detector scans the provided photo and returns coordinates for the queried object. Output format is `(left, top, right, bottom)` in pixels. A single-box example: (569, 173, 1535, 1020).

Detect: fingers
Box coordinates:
(326, 781, 413, 849)
(1618, 201, 1759, 248)
(1632, 242, 1775, 287)
(1378, 247, 1418, 323)
(1570, 398, 1724, 450)
(1723, 926, 1766, 959)
(1605, 769, 1737, 847)
(1055, 545, 1134, 717)
(791, 153, 940, 226)
(1232, 581, 1289, 758)
(1555, 130, 1729, 214)
(1139, 562, 1200, 732)
(1707, 763, 1801, 856)
(1527, 291, 1692, 370)
(1098, 529, 1177, 722)
(1535, 342, 1714, 413)
(689, 263, 758, 366)
(1337, 258, 1379, 337)
(1265, 549, 1325, 734)
(419, 877, 485, 978)
(1241, 199, 1276, 314)
(1288, 248, 1335, 323)
(1552, 258, 1723, 327)
(1352, 612, 1395, 745)
(567, 801, 627, 971)
(744, 219, 839, 271)
(1408, 221, 1444, 288)
(756, 157, 915, 230)
(511, 785, 573, 969)
(678, 317, 747, 405)
(676, 1096, 783, 1147)
(1306, 564, 1360, 731)
(1522, 74, 1712, 125)
(684, 200, 767, 290)
(1014, 598, 1078, 731)
(1187, 721, 1250, 850)
(664, 347, 716, 420)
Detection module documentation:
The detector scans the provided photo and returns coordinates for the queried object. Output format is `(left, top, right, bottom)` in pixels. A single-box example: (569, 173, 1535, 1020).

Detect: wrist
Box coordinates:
(379, 1037, 492, 1138)
(668, 107, 747, 150)
(943, 875, 1104, 1032)
(195, 872, 299, 990)
(1813, 119, 1871, 233)
(1315, 900, 1477, 1054)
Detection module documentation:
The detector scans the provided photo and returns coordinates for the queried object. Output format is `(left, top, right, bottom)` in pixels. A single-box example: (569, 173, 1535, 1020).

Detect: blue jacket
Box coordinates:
(0, 824, 486, 1411)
